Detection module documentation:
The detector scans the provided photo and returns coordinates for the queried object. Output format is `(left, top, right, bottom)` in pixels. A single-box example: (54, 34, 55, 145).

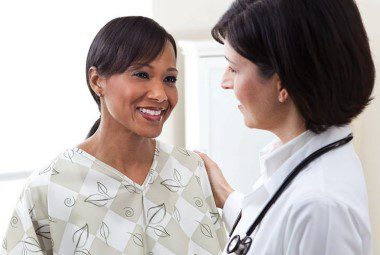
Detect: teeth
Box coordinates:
(139, 108, 163, 116)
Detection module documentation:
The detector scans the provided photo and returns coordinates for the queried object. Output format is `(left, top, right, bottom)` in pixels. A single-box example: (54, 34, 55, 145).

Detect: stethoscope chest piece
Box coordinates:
(227, 234, 252, 254)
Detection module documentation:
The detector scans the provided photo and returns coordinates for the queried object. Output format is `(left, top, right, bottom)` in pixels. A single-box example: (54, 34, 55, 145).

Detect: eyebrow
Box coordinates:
(130, 63, 178, 73)
(225, 56, 237, 65)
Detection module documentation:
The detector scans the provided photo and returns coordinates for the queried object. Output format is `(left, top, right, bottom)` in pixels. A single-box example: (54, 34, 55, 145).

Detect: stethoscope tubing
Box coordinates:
(226, 133, 353, 254)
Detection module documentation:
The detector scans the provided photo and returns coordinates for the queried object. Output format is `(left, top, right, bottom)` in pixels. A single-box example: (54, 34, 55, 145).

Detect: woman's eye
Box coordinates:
(133, 72, 149, 79)
(228, 66, 237, 73)
(164, 76, 177, 84)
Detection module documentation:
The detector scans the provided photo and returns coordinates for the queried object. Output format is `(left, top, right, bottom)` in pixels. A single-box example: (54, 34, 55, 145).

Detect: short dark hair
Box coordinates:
(212, 0, 375, 133)
(85, 16, 177, 138)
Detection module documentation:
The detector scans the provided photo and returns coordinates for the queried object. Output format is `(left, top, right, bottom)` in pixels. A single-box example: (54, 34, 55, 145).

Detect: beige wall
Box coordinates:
(153, 0, 380, 253)
(354, 1, 380, 253)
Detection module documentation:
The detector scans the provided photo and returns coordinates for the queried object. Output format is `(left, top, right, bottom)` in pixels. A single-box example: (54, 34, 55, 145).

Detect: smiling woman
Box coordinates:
(1, 16, 226, 255)
(84, 16, 179, 140)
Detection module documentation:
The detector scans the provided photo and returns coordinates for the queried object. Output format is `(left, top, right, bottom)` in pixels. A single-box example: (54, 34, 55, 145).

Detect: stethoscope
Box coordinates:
(226, 133, 354, 255)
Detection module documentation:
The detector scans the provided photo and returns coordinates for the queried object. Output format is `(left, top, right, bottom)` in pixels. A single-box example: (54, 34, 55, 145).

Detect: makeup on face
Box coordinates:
(102, 42, 179, 138)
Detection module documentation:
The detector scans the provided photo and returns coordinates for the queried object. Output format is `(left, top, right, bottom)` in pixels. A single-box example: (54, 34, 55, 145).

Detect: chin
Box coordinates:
(135, 126, 163, 138)
(243, 117, 256, 128)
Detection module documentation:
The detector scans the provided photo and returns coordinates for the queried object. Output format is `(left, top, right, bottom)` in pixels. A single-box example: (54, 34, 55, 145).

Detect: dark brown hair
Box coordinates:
(85, 16, 177, 138)
(212, 0, 375, 133)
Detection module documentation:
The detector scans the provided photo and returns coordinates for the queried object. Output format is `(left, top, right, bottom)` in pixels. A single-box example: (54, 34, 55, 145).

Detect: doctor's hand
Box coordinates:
(195, 151, 234, 209)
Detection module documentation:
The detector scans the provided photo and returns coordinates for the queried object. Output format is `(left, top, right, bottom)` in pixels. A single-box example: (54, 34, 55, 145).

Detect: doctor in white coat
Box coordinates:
(196, 0, 375, 254)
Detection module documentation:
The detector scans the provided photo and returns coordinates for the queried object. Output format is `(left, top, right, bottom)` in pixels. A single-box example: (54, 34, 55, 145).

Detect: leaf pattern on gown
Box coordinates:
(48, 216, 57, 223)
(63, 149, 75, 162)
(197, 221, 214, 238)
(28, 205, 36, 221)
(210, 211, 220, 225)
(173, 206, 181, 222)
(22, 237, 42, 253)
(160, 179, 181, 192)
(147, 204, 166, 225)
(149, 226, 170, 237)
(72, 224, 89, 250)
(124, 183, 140, 194)
(51, 167, 60, 175)
(146, 203, 170, 238)
(39, 162, 54, 175)
(39, 157, 60, 175)
(97, 182, 108, 195)
(6, 141, 226, 254)
(148, 170, 157, 185)
(35, 224, 51, 239)
(160, 168, 186, 192)
(100, 222, 110, 245)
(173, 169, 181, 183)
(84, 182, 114, 207)
(154, 147, 160, 157)
(2, 238, 7, 250)
(128, 232, 144, 247)
(177, 148, 190, 156)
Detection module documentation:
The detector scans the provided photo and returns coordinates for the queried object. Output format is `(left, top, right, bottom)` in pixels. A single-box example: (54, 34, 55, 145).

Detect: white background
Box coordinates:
(0, 0, 152, 237)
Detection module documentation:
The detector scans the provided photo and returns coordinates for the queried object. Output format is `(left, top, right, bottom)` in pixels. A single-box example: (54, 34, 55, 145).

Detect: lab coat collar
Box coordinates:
(259, 130, 315, 182)
(244, 125, 353, 207)
(263, 125, 352, 197)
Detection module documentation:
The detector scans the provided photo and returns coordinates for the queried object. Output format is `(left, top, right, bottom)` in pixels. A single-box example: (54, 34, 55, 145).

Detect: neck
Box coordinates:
(78, 115, 155, 180)
(271, 107, 307, 145)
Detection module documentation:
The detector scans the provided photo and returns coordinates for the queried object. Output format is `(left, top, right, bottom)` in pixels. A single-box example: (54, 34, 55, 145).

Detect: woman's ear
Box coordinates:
(88, 66, 105, 97)
(276, 79, 289, 103)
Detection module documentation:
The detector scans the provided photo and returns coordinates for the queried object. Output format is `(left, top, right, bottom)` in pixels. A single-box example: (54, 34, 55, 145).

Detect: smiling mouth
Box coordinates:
(137, 107, 167, 122)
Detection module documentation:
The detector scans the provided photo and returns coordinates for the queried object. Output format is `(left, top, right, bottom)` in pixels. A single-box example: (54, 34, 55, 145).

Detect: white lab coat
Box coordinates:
(222, 126, 372, 255)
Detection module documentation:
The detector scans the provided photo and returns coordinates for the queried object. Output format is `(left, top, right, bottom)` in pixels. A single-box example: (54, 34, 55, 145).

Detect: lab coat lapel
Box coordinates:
(240, 126, 352, 236)
(264, 125, 352, 196)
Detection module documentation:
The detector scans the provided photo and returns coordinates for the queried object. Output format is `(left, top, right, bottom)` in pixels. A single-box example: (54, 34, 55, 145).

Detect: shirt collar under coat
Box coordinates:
(242, 125, 353, 214)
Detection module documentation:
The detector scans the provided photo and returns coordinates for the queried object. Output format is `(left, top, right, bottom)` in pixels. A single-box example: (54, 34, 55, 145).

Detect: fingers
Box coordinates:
(194, 150, 234, 208)
(194, 151, 217, 169)
(194, 150, 207, 161)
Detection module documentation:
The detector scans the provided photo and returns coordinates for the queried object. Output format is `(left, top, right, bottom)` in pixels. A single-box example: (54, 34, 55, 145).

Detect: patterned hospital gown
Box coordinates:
(1, 140, 227, 255)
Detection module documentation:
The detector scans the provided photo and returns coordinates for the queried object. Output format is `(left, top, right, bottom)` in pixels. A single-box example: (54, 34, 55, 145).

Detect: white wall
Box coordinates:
(0, 0, 152, 173)
(0, 0, 152, 238)
(153, 0, 235, 147)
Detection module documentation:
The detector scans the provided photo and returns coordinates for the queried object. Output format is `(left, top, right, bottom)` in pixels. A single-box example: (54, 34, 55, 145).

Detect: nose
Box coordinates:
(147, 79, 168, 102)
(221, 68, 234, 90)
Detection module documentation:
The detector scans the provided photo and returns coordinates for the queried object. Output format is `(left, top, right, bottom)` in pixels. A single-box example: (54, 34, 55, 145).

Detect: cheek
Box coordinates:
(107, 83, 141, 112)
(166, 87, 178, 108)
(233, 77, 254, 103)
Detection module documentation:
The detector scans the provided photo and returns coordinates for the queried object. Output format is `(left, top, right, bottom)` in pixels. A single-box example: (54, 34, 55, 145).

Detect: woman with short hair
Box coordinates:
(197, 0, 375, 254)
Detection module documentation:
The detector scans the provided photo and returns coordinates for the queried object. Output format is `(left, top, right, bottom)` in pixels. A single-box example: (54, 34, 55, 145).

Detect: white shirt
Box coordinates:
(222, 126, 372, 255)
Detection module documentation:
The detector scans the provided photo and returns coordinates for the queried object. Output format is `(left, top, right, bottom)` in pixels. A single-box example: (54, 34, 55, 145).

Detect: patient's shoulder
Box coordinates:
(157, 140, 202, 172)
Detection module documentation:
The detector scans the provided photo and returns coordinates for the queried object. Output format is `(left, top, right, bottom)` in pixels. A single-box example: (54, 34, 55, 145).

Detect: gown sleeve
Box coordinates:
(1, 165, 53, 255)
(194, 157, 228, 248)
